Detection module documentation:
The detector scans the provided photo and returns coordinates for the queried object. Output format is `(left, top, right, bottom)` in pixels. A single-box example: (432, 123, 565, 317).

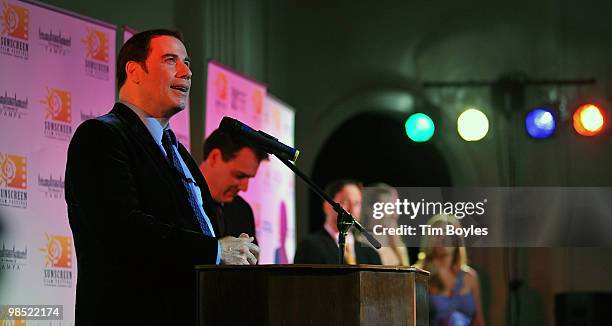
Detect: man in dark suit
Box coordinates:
(65, 29, 259, 326)
(294, 179, 381, 265)
(199, 128, 269, 244)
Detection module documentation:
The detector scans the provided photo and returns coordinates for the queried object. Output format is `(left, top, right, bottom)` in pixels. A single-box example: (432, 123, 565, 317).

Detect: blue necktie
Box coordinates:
(161, 129, 213, 237)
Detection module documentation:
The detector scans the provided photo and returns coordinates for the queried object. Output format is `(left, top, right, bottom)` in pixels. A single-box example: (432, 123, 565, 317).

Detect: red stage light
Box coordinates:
(573, 104, 606, 136)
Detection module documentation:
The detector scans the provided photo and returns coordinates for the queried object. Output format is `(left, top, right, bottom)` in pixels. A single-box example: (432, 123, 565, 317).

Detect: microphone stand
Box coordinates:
(275, 154, 381, 264)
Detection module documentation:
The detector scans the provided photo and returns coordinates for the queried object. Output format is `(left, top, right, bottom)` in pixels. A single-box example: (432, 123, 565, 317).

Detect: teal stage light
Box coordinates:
(405, 113, 435, 142)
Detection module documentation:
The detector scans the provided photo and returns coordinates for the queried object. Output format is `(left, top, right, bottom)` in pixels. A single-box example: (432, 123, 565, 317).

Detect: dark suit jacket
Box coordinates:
(219, 195, 258, 245)
(293, 229, 381, 265)
(65, 103, 220, 325)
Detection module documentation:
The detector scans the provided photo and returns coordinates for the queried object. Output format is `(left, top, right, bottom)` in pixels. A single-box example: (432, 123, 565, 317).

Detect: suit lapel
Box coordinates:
(110, 103, 199, 228)
(110, 103, 174, 176)
(317, 229, 341, 263)
(110, 102, 221, 237)
(177, 143, 223, 236)
(318, 229, 372, 264)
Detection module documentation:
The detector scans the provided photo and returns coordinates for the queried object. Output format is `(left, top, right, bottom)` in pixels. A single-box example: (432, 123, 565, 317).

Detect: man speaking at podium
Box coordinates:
(65, 29, 259, 325)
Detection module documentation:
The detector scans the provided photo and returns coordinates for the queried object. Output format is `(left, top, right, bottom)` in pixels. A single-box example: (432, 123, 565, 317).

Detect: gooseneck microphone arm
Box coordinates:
(274, 155, 381, 264)
(219, 116, 380, 263)
(220, 117, 300, 162)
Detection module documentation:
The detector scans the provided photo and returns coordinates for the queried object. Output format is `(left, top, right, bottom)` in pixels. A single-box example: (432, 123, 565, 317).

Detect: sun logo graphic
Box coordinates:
(82, 27, 108, 63)
(40, 88, 71, 123)
(272, 106, 281, 131)
(252, 89, 263, 114)
(214, 72, 228, 100)
(40, 234, 72, 269)
(0, 1, 28, 41)
(0, 152, 26, 189)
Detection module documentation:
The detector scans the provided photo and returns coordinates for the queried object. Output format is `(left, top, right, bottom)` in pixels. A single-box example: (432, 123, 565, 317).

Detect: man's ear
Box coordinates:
(125, 61, 143, 84)
(207, 148, 223, 167)
(322, 201, 333, 217)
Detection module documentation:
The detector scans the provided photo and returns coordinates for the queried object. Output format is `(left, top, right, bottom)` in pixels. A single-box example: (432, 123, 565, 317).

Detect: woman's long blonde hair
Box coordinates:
(414, 214, 470, 290)
(362, 183, 409, 265)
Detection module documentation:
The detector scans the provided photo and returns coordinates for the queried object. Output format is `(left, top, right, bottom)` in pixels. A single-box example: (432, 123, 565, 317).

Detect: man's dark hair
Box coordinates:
(203, 128, 269, 162)
(117, 29, 184, 89)
(324, 179, 363, 199)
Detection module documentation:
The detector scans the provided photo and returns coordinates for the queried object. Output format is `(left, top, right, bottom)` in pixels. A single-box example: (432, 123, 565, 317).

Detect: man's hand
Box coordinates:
(220, 233, 260, 265)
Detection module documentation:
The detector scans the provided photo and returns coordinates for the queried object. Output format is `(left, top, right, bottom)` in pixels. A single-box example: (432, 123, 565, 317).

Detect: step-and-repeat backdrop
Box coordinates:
(0, 0, 116, 324)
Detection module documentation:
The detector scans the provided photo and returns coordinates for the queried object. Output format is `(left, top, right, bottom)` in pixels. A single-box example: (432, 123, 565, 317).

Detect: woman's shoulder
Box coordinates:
(461, 265, 480, 288)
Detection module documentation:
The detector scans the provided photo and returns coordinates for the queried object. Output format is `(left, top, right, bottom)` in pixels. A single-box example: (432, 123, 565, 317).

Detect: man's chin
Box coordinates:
(221, 192, 240, 203)
(165, 104, 186, 118)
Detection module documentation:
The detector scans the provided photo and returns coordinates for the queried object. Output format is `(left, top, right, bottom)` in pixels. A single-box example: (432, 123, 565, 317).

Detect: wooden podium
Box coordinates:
(196, 264, 429, 326)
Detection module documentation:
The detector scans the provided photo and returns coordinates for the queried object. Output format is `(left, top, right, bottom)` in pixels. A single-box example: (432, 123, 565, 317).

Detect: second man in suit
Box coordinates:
(294, 179, 381, 265)
(200, 128, 269, 244)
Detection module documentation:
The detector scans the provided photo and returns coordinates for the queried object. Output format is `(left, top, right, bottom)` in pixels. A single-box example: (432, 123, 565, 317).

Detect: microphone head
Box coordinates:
(218, 116, 299, 162)
(219, 116, 240, 132)
(220, 116, 256, 134)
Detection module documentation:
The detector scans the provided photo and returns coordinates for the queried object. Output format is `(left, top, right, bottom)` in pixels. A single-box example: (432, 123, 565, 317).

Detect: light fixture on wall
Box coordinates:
(457, 108, 489, 141)
(405, 113, 435, 142)
(525, 108, 556, 139)
(573, 103, 606, 136)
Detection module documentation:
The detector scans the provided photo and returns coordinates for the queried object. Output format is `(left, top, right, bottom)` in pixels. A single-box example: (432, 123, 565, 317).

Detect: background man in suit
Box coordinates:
(65, 29, 259, 325)
(200, 128, 269, 244)
(294, 179, 381, 265)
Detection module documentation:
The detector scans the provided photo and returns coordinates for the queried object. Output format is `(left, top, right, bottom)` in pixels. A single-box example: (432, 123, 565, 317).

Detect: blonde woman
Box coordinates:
(415, 214, 485, 326)
(362, 183, 410, 266)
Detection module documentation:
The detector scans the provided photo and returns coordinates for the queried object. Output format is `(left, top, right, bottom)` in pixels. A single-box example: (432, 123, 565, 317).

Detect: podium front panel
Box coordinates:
(196, 264, 429, 326)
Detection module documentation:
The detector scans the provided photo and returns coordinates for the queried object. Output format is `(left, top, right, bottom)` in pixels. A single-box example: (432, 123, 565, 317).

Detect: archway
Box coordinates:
(309, 111, 453, 230)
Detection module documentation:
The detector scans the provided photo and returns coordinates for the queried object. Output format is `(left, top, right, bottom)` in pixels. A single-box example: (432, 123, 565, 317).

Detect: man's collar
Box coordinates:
(323, 222, 354, 247)
(119, 100, 170, 146)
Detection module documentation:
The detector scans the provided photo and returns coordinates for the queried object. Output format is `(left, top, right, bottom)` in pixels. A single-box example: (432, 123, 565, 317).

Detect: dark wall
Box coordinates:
(41, 0, 176, 30)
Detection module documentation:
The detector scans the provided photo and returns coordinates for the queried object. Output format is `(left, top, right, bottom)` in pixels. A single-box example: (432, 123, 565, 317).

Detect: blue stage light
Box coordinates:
(525, 108, 556, 139)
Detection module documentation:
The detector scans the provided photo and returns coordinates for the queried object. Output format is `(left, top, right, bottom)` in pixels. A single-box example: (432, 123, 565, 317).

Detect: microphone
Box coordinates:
(220, 116, 300, 162)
